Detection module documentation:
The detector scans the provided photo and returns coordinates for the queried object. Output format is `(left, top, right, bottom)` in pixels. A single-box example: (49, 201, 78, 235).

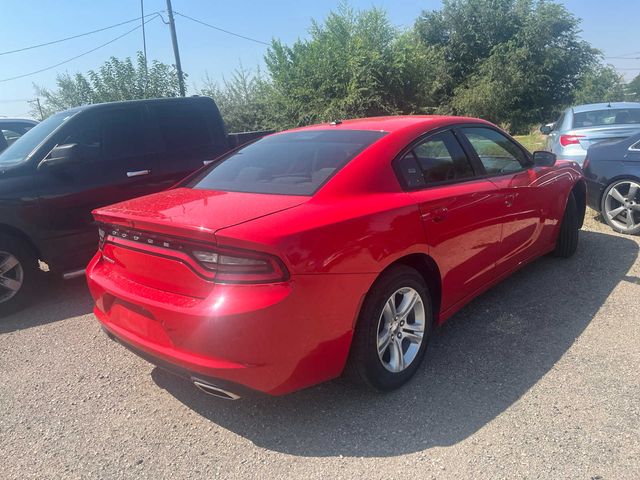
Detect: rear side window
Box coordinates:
(573, 108, 640, 128)
(461, 127, 529, 175)
(186, 130, 386, 195)
(60, 108, 147, 161)
(152, 104, 215, 152)
(397, 131, 476, 189)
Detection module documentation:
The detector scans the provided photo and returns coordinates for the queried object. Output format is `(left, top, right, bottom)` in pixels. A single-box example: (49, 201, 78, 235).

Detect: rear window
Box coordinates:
(186, 130, 386, 195)
(573, 108, 640, 128)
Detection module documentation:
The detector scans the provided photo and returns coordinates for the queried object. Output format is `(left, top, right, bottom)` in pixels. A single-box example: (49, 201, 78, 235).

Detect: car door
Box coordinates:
(35, 105, 161, 271)
(149, 101, 230, 190)
(457, 126, 552, 276)
(397, 129, 505, 312)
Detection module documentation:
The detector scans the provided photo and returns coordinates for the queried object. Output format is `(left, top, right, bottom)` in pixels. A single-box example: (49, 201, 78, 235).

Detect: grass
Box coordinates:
(513, 131, 547, 152)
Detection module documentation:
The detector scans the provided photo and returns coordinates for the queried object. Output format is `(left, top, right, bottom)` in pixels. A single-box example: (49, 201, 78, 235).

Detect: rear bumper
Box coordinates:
(87, 252, 375, 395)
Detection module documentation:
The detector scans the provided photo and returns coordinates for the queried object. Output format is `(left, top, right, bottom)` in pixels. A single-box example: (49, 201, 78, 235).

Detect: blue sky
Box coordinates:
(1, 0, 639, 118)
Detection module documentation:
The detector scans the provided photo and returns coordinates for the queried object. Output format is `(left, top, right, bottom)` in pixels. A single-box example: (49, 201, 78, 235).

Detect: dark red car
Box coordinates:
(87, 116, 586, 399)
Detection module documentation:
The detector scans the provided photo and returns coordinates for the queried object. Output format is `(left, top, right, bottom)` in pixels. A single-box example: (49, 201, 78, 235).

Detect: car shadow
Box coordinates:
(0, 276, 93, 334)
(152, 229, 638, 457)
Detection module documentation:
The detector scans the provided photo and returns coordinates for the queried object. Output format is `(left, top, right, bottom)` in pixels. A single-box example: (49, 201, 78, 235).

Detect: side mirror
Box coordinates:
(533, 150, 556, 167)
(38, 143, 82, 170)
(539, 123, 554, 135)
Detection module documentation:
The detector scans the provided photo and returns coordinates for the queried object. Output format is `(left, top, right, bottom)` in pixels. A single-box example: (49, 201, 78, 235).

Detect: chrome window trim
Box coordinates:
(629, 140, 640, 152)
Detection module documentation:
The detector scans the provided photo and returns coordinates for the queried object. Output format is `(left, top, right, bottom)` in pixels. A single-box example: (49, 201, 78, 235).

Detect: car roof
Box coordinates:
(572, 102, 640, 113)
(0, 118, 38, 124)
(288, 115, 491, 134)
(54, 96, 216, 115)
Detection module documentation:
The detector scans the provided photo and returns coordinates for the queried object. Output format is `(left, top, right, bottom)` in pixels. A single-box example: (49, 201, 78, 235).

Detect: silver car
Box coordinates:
(541, 102, 640, 166)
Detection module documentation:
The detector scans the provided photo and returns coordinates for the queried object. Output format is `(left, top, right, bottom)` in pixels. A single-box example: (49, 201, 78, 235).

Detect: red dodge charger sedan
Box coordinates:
(87, 116, 586, 399)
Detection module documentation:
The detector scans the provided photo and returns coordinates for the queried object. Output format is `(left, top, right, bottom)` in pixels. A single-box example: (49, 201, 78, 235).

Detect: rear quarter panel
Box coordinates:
(214, 192, 426, 275)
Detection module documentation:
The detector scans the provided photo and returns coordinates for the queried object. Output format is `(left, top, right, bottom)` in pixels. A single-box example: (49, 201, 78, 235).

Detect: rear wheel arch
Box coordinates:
(0, 224, 41, 260)
(360, 253, 442, 326)
(394, 254, 442, 323)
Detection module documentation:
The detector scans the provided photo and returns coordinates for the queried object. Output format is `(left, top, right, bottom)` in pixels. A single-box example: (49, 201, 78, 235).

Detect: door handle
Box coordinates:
(505, 193, 516, 207)
(203, 160, 214, 166)
(127, 169, 151, 178)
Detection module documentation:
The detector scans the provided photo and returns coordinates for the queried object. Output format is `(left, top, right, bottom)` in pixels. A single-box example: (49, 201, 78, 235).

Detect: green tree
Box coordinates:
(573, 65, 626, 104)
(628, 74, 640, 101)
(416, 0, 597, 132)
(263, 3, 444, 129)
(415, 0, 527, 97)
(198, 65, 273, 132)
(33, 52, 185, 118)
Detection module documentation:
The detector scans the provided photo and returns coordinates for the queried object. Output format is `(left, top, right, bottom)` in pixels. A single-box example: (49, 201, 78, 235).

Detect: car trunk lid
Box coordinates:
(93, 188, 306, 297)
(571, 125, 640, 150)
(93, 187, 308, 242)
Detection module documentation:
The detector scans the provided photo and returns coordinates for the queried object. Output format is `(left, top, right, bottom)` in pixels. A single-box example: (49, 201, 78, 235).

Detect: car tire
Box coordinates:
(346, 265, 433, 391)
(0, 234, 40, 318)
(600, 179, 640, 236)
(553, 191, 579, 258)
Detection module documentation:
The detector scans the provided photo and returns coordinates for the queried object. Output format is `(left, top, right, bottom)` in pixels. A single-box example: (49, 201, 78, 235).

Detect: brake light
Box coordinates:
(100, 224, 289, 284)
(192, 247, 288, 284)
(560, 134, 584, 147)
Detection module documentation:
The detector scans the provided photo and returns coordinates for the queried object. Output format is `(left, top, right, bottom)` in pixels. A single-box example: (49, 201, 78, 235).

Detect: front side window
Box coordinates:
(0, 112, 74, 168)
(59, 108, 147, 162)
(397, 130, 475, 189)
(186, 130, 386, 195)
(461, 127, 529, 175)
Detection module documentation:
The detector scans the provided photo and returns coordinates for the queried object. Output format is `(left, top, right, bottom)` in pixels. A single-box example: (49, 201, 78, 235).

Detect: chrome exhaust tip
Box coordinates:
(192, 379, 241, 400)
(62, 268, 86, 280)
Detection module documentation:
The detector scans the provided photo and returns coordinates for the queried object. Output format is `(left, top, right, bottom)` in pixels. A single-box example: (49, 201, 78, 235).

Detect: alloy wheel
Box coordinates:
(376, 287, 426, 373)
(604, 180, 640, 232)
(0, 250, 24, 303)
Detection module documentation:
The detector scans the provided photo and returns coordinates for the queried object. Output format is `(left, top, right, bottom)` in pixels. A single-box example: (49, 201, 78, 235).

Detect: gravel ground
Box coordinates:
(1, 210, 639, 479)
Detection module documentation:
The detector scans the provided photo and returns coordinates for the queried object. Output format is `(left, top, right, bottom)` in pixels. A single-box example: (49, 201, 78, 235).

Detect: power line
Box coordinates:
(173, 11, 270, 46)
(0, 12, 160, 57)
(605, 56, 640, 60)
(0, 15, 160, 83)
(610, 51, 640, 58)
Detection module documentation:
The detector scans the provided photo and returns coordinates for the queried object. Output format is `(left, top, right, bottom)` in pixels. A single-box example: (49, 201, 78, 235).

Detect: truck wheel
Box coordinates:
(0, 234, 39, 318)
(346, 265, 433, 391)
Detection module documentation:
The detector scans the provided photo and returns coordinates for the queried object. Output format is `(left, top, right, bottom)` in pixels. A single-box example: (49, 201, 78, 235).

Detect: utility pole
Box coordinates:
(165, 0, 185, 97)
(141, 0, 148, 94)
(35, 98, 44, 120)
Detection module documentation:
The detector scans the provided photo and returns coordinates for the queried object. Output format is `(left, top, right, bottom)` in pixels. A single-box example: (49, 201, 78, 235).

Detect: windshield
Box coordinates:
(186, 130, 386, 195)
(0, 111, 76, 168)
(573, 108, 640, 129)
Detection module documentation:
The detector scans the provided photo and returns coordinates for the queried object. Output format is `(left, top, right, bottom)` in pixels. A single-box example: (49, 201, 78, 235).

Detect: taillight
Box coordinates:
(560, 134, 585, 147)
(99, 223, 289, 284)
(98, 227, 106, 250)
(192, 246, 288, 284)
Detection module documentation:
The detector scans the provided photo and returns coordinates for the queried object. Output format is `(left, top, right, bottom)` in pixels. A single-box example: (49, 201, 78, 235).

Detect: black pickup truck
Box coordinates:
(0, 97, 269, 315)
